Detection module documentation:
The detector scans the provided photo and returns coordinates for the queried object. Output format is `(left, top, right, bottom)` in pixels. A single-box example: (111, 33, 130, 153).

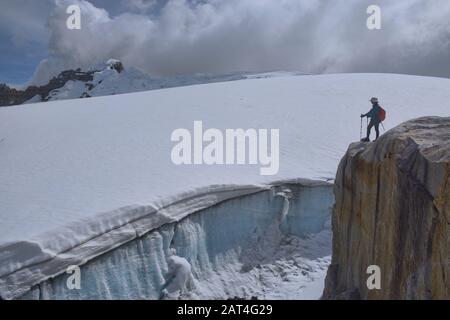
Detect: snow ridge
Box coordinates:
(29, 60, 306, 104)
(0, 184, 267, 299)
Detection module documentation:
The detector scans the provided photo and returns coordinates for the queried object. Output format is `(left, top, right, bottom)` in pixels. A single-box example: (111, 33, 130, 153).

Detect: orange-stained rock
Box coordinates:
(323, 117, 449, 300)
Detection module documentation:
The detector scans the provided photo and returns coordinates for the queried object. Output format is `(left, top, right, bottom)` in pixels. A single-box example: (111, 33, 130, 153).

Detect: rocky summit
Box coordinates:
(0, 60, 124, 107)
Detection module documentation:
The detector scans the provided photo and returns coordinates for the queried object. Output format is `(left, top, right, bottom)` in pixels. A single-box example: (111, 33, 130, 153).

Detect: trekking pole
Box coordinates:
(366, 117, 369, 140)
(360, 117, 363, 140)
(381, 122, 386, 131)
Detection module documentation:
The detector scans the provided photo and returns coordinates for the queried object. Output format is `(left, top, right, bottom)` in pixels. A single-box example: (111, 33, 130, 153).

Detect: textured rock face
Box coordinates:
(323, 117, 449, 300)
(0, 59, 125, 107)
(0, 69, 95, 107)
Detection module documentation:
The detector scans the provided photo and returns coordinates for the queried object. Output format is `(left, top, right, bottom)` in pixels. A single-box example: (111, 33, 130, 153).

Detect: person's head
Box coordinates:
(370, 97, 379, 105)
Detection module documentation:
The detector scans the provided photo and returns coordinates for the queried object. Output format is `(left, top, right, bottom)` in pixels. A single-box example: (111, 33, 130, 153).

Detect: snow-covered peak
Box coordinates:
(90, 59, 124, 74)
(20, 59, 307, 105)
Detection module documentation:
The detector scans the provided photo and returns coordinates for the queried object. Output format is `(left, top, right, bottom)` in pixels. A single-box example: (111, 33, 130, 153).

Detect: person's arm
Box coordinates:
(362, 108, 376, 118)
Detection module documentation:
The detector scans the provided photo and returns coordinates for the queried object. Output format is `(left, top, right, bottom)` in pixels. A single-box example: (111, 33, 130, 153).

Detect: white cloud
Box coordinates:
(31, 0, 450, 84)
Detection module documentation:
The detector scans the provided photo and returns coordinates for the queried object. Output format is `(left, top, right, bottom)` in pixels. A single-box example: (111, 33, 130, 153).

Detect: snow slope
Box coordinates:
(1, 73, 449, 298)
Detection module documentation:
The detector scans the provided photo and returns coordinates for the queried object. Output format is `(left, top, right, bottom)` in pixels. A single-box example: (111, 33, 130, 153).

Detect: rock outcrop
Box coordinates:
(323, 117, 449, 299)
(0, 69, 95, 107)
(0, 60, 124, 107)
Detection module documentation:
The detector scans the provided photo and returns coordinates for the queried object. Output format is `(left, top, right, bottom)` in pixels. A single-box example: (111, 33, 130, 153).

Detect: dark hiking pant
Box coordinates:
(367, 119, 380, 140)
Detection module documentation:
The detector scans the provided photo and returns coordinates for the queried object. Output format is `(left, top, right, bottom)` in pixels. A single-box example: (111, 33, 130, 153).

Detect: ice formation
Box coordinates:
(16, 182, 333, 300)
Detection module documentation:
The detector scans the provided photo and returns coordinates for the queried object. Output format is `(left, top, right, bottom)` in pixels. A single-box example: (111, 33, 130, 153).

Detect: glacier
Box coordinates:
(17, 181, 333, 300)
(1, 73, 450, 299)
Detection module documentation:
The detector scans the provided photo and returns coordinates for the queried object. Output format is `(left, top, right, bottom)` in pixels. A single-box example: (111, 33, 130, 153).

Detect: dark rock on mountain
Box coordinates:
(0, 60, 125, 107)
(0, 69, 95, 107)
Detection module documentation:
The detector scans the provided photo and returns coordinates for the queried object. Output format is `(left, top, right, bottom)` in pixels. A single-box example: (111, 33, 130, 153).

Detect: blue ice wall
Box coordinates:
(19, 183, 333, 300)
(280, 184, 335, 236)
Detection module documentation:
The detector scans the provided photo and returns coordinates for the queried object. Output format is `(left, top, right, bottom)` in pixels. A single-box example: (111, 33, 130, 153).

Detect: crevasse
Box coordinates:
(20, 181, 333, 300)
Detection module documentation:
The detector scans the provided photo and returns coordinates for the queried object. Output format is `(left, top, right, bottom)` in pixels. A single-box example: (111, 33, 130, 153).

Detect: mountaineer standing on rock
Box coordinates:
(360, 97, 386, 142)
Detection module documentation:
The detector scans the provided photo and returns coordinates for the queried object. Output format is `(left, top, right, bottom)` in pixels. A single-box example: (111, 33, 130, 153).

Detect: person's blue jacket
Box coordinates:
(362, 104, 381, 123)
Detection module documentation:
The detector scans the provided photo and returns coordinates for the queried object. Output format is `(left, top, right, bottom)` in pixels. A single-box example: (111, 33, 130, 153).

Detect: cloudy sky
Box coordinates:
(1, 0, 450, 85)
